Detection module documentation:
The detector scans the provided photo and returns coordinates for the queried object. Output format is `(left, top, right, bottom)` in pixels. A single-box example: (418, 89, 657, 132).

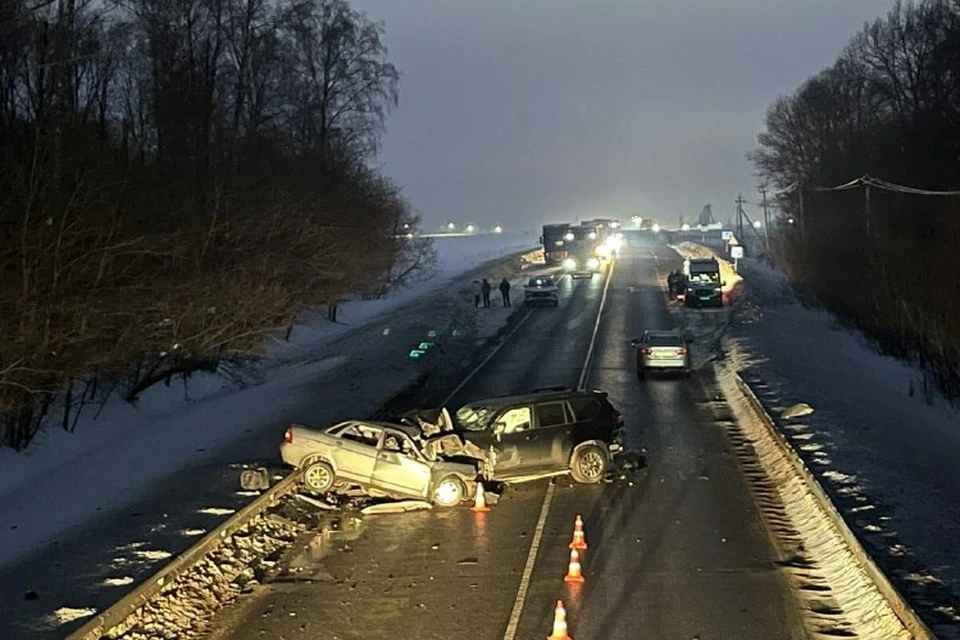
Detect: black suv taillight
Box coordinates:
(284, 427, 293, 444)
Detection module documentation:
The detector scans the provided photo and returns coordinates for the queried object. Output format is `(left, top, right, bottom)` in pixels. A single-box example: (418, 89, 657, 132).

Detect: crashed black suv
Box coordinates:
(449, 388, 625, 483)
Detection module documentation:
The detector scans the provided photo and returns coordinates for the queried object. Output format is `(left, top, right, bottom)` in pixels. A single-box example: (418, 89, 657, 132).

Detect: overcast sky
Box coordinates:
(351, 0, 890, 232)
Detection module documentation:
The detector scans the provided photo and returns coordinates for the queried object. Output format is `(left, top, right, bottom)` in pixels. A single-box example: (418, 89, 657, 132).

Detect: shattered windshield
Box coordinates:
(454, 406, 496, 432)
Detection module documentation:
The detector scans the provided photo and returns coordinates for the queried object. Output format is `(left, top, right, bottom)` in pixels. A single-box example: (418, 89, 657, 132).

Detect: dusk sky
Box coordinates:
(351, 0, 890, 232)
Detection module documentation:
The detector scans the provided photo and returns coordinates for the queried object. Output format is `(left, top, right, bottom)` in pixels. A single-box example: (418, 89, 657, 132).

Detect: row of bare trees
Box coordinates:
(751, 0, 960, 401)
(0, 0, 434, 449)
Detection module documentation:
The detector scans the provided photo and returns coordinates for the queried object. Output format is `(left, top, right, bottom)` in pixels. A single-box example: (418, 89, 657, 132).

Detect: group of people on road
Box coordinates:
(474, 277, 512, 308)
(667, 270, 688, 299)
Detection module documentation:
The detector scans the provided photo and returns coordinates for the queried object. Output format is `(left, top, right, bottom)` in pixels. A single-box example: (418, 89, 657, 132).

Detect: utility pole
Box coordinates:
(758, 186, 770, 252)
(735, 193, 746, 243)
(864, 182, 871, 238)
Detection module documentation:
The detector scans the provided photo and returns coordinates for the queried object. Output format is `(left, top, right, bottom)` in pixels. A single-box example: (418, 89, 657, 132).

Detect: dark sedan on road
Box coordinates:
(448, 388, 625, 483)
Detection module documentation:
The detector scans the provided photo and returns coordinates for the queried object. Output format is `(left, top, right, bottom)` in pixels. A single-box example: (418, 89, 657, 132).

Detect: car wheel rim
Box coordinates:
(306, 465, 331, 490)
(435, 481, 461, 506)
(579, 451, 604, 480)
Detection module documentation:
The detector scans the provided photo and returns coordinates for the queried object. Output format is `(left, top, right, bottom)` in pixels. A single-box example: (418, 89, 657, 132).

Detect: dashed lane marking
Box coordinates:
(504, 260, 616, 640)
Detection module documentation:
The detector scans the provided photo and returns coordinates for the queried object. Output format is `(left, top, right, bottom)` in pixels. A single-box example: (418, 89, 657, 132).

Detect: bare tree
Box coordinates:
(0, 0, 427, 449)
(750, 0, 960, 402)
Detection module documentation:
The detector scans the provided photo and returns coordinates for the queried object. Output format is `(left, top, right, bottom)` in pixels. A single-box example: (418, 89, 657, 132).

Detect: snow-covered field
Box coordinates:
(663, 242, 960, 633)
(0, 232, 536, 573)
(266, 232, 538, 361)
(726, 258, 960, 635)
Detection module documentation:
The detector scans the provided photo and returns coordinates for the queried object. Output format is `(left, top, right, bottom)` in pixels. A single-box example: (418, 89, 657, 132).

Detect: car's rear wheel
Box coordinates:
(433, 476, 466, 507)
(303, 460, 335, 492)
(570, 445, 608, 484)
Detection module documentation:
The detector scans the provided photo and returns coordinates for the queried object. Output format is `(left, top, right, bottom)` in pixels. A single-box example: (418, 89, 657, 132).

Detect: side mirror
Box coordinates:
(630, 338, 640, 347)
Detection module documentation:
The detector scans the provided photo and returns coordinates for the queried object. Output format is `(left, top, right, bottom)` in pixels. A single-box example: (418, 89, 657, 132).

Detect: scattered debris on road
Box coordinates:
(780, 403, 815, 420)
(361, 500, 433, 515)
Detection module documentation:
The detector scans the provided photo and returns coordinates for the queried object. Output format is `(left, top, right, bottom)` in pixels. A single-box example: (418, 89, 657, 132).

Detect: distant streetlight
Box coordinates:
(447, 222, 456, 230)
(466, 224, 475, 232)
(753, 220, 762, 229)
(493, 225, 503, 234)
(681, 223, 691, 231)
(787, 217, 796, 225)
(652, 223, 661, 233)
(565, 232, 575, 241)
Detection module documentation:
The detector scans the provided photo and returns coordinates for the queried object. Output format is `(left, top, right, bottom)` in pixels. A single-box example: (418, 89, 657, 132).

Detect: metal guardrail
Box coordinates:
(65, 470, 302, 640)
(64, 249, 539, 640)
(733, 372, 937, 640)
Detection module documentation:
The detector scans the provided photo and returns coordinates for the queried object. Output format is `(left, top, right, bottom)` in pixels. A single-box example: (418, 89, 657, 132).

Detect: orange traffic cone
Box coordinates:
(471, 482, 491, 512)
(569, 515, 588, 550)
(564, 548, 585, 583)
(547, 600, 572, 640)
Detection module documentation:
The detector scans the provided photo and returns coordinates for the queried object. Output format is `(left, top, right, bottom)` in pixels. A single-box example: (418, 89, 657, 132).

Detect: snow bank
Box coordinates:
(718, 367, 912, 640)
(728, 256, 960, 634)
(0, 233, 536, 571)
(266, 232, 536, 359)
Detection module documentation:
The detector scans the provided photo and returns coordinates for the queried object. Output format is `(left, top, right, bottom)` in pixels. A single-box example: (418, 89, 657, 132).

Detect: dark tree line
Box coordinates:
(0, 0, 434, 449)
(751, 0, 960, 402)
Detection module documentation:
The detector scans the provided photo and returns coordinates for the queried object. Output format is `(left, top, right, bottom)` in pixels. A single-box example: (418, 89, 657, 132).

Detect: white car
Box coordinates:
(631, 330, 692, 378)
(524, 276, 560, 306)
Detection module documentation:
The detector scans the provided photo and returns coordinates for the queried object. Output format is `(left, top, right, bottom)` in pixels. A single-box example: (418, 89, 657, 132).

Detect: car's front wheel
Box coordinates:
(303, 460, 335, 492)
(433, 476, 466, 507)
(570, 445, 608, 484)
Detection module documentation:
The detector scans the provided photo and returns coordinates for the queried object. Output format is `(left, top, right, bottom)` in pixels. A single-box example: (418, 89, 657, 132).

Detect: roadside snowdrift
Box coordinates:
(0, 234, 536, 570)
(728, 256, 960, 635)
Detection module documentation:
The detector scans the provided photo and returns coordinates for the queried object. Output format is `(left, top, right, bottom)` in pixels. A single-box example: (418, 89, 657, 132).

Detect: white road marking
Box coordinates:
(502, 481, 556, 640)
(503, 261, 617, 640)
(441, 309, 534, 405)
(577, 260, 617, 391)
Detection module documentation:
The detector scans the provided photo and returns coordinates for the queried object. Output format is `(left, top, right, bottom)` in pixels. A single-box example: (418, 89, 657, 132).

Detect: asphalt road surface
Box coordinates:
(211, 239, 809, 640)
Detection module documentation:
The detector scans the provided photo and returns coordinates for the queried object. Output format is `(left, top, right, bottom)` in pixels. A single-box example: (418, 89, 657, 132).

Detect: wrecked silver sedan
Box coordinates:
(280, 421, 479, 507)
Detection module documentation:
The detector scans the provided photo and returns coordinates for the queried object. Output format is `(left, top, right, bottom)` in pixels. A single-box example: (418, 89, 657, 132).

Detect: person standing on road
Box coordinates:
(481, 278, 492, 308)
(473, 280, 482, 308)
(499, 277, 511, 307)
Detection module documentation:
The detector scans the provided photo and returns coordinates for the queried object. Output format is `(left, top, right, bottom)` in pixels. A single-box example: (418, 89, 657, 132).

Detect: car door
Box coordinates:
(371, 429, 432, 497)
(490, 406, 535, 475)
(530, 401, 576, 470)
(332, 423, 381, 484)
